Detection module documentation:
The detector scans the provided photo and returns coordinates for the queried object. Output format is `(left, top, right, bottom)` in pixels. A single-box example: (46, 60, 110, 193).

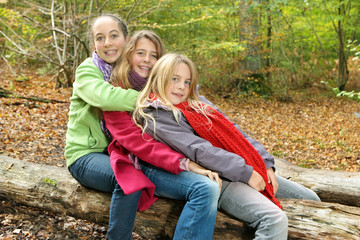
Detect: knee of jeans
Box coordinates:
(298, 188, 321, 201)
(198, 180, 221, 204)
(270, 210, 288, 230)
(307, 191, 321, 201)
(278, 211, 288, 226)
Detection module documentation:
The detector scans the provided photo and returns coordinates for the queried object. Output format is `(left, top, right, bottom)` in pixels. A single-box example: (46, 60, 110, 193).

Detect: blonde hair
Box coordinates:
(133, 53, 211, 134)
(110, 30, 165, 89)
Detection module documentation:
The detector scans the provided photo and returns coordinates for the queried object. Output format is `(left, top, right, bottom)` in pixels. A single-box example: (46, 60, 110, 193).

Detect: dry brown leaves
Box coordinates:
(203, 89, 360, 172)
(0, 68, 359, 172)
(0, 68, 71, 167)
(0, 66, 359, 239)
(0, 196, 108, 239)
(0, 67, 148, 240)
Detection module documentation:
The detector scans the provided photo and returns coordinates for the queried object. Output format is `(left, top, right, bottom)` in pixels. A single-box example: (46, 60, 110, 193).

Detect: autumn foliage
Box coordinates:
(1, 66, 359, 172)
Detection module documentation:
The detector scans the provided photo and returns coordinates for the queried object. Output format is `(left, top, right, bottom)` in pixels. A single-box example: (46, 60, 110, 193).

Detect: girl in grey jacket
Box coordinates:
(134, 53, 321, 240)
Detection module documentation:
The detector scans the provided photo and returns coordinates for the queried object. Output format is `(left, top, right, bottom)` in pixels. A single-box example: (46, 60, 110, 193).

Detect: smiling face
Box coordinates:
(93, 16, 127, 64)
(130, 38, 158, 79)
(166, 62, 191, 105)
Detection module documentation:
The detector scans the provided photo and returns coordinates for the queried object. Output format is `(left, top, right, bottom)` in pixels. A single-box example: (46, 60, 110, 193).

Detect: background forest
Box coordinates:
(1, 1, 360, 239)
(0, 0, 360, 171)
(1, 0, 360, 97)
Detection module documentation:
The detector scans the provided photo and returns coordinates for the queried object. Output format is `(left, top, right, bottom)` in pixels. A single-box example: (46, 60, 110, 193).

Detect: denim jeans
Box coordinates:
(68, 152, 141, 240)
(218, 175, 320, 240)
(275, 175, 320, 201)
(141, 163, 220, 240)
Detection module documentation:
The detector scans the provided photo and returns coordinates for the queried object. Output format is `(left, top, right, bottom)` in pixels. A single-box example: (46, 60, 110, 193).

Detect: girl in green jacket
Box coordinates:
(64, 15, 140, 239)
(65, 15, 220, 240)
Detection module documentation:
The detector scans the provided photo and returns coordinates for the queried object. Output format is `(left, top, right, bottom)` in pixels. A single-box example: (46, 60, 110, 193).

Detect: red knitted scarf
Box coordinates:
(176, 101, 282, 209)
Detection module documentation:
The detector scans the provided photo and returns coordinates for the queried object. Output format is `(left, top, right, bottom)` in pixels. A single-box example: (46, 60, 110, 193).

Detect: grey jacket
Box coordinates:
(144, 96, 275, 184)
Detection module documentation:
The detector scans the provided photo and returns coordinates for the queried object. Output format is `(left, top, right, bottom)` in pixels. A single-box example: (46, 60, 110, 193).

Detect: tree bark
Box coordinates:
(334, 0, 349, 91)
(274, 157, 360, 207)
(1, 155, 360, 239)
(0, 87, 68, 104)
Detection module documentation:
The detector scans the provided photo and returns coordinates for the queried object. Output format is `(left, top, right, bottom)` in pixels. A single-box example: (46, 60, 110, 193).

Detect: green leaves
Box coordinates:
(44, 177, 57, 187)
(2, 0, 360, 94)
(333, 88, 360, 100)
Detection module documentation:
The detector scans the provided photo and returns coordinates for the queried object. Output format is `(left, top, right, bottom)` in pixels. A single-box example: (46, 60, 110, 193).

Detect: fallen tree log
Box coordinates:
(275, 157, 360, 207)
(1, 155, 360, 239)
(0, 87, 68, 104)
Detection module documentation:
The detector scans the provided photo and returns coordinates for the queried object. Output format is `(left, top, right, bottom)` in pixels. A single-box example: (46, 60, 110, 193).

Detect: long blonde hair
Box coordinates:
(133, 53, 211, 134)
(110, 30, 165, 89)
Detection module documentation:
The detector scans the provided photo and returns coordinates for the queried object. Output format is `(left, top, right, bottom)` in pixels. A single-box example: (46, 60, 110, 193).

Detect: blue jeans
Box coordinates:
(218, 175, 320, 240)
(68, 152, 141, 240)
(141, 163, 220, 240)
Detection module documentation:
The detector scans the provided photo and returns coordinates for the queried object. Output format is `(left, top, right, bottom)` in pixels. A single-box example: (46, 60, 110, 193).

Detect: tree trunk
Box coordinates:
(336, 0, 349, 91)
(265, 1, 272, 80)
(1, 155, 360, 239)
(238, 0, 261, 73)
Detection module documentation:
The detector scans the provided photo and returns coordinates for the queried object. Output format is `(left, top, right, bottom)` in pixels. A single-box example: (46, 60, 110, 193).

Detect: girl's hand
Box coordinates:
(188, 161, 222, 189)
(248, 170, 266, 192)
(267, 168, 279, 195)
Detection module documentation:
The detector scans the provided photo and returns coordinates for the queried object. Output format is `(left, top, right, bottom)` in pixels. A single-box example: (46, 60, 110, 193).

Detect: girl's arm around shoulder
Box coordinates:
(103, 110, 184, 174)
(74, 58, 139, 112)
(144, 107, 254, 183)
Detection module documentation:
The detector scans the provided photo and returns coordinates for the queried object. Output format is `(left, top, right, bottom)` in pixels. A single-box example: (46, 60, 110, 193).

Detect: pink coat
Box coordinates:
(103, 111, 184, 211)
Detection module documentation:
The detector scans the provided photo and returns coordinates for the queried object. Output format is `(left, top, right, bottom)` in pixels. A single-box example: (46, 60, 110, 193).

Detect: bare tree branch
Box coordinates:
(126, 0, 139, 21)
(128, 1, 162, 22)
(2, 46, 60, 66)
(51, 0, 63, 65)
(99, 0, 111, 13)
(0, 30, 26, 54)
(21, 14, 89, 55)
(302, 10, 332, 67)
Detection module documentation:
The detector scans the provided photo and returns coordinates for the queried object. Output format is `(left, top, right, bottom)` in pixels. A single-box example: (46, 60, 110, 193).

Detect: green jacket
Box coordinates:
(64, 58, 139, 167)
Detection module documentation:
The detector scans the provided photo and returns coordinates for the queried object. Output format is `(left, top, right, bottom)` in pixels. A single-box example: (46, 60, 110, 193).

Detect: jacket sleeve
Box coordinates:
(144, 108, 254, 183)
(103, 110, 184, 175)
(198, 94, 275, 170)
(74, 59, 139, 112)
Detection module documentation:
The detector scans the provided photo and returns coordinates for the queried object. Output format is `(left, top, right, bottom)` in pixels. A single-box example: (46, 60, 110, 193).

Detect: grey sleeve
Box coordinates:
(144, 108, 253, 183)
(198, 94, 275, 170)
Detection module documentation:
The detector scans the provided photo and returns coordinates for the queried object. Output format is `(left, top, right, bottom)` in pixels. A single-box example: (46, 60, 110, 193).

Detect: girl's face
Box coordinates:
(93, 17, 127, 64)
(131, 38, 158, 79)
(166, 63, 191, 105)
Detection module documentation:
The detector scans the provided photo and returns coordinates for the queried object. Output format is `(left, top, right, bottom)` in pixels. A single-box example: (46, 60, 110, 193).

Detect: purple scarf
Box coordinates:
(98, 61, 148, 140)
(93, 51, 113, 140)
(128, 70, 147, 91)
(92, 51, 113, 82)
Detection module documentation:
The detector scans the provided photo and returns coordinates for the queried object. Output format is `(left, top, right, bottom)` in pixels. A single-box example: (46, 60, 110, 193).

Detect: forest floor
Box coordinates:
(0, 67, 359, 239)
